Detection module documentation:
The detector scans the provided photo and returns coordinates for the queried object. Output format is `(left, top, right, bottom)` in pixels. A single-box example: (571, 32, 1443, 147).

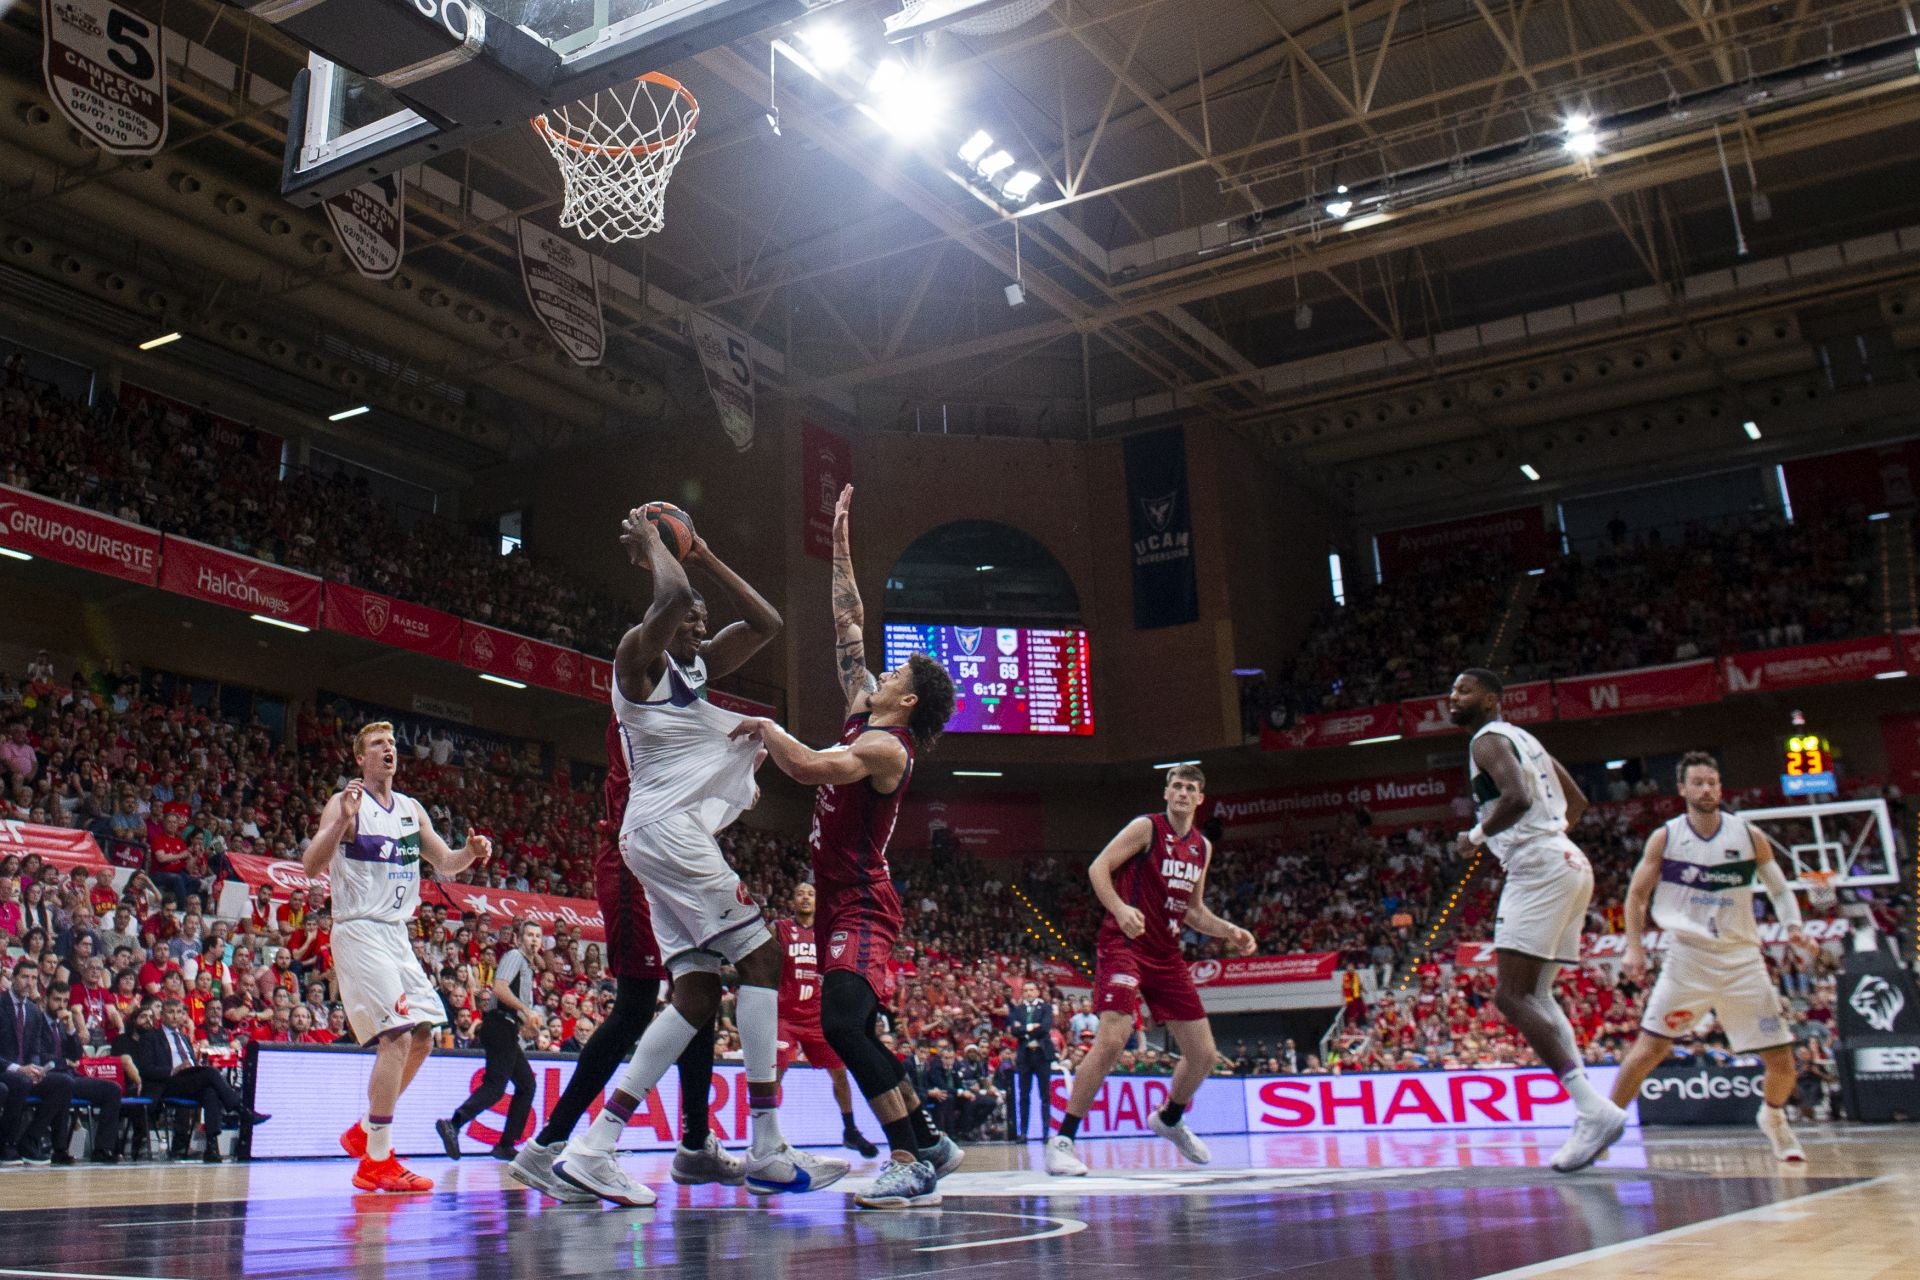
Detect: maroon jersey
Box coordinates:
(775, 917, 821, 1019)
(808, 715, 913, 901)
(595, 716, 663, 981)
(1096, 813, 1209, 959)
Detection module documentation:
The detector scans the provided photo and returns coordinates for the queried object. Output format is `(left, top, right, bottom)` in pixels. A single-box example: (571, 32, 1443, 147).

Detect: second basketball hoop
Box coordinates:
(532, 72, 700, 244)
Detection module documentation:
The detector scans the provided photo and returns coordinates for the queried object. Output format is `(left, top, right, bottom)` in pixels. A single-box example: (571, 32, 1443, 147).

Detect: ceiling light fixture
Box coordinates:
(250, 614, 309, 633)
(479, 673, 527, 690)
(977, 149, 1015, 178)
(1743, 420, 1762, 440)
(1002, 170, 1042, 199)
(328, 405, 370, 421)
(0, 546, 32, 562)
(953, 769, 1003, 777)
(1520, 463, 1541, 481)
(958, 130, 993, 163)
(138, 332, 182, 350)
(796, 23, 853, 71)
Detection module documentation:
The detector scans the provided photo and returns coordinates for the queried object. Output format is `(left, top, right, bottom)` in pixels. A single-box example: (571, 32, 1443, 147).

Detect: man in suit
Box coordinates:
(1, 966, 73, 1165)
(923, 1047, 964, 1138)
(39, 984, 122, 1163)
(137, 998, 266, 1162)
(1007, 981, 1054, 1140)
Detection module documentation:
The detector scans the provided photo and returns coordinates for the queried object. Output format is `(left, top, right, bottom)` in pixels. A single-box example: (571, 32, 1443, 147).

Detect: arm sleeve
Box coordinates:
(1756, 857, 1805, 928)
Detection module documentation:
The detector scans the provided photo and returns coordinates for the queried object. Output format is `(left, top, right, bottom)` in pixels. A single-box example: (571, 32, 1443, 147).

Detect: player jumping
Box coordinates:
(776, 881, 882, 1158)
(306, 721, 491, 1192)
(1045, 765, 1255, 1177)
(730, 484, 960, 1210)
(1448, 668, 1627, 1173)
(553, 509, 845, 1205)
(1606, 751, 1808, 1162)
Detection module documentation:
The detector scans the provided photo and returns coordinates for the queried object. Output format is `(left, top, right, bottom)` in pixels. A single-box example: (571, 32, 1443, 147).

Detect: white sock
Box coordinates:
(736, 985, 784, 1156)
(579, 1006, 700, 1154)
(363, 1115, 393, 1162)
(1558, 1065, 1606, 1117)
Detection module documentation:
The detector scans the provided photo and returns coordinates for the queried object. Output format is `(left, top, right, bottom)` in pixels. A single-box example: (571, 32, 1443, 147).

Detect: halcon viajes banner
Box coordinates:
(1124, 427, 1198, 629)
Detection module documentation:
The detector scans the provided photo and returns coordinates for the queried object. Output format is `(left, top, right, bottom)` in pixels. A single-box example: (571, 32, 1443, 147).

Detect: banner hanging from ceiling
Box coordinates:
(517, 220, 604, 366)
(43, 0, 167, 155)
(325, 174, 406, 281)
(688, 310, 755, 451)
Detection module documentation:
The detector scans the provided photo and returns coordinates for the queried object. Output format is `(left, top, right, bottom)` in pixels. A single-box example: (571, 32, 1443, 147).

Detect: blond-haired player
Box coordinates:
(1607, 751, 1808, 1162)
(305, 721, 492, 1191)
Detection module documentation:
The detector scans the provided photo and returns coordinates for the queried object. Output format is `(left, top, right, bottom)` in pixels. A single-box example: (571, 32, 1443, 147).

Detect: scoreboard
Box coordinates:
(883, 622, 1094, 736)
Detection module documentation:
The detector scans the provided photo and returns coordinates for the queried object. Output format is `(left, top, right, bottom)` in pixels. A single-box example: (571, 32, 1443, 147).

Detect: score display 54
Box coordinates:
(883, 622, 1094, 736)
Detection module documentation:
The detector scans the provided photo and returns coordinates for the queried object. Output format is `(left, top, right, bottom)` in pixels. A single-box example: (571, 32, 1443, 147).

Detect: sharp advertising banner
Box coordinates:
(1123, 427, 1198, 629)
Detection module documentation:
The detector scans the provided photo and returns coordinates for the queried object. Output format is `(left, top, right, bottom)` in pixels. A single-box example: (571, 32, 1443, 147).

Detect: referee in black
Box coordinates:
(438, 919, 541, 1160)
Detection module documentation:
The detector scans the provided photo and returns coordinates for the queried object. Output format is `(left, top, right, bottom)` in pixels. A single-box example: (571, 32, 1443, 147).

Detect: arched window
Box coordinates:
(886, 520, 1079, 622)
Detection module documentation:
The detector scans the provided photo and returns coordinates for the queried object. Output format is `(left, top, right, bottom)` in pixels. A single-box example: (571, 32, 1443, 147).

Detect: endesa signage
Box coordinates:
(158, 536, 322, 629)
(0, 483, 159, 584)
(1633, 1061, 1768, 1126)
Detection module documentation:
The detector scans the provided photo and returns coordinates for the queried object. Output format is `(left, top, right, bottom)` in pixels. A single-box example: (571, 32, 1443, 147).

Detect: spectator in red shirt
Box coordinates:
(137, 953, 180, 997)
(275, 889, 308, 934)
(86, 869, 120, 919)
(146, 808, 195, 906)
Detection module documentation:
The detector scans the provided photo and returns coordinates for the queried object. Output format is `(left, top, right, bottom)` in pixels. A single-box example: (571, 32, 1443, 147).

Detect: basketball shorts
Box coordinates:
(594, 844, 666, 982)
(1092, 942, 1207, 1024)
(334, 918, 448, 1043)
(816, 886, 903, 1005)
(1493, 838, 1594, 965)
(777, 1014, 844, 1072)
(622, 809, 771, 974)
(1641, 941, 1793, 1053)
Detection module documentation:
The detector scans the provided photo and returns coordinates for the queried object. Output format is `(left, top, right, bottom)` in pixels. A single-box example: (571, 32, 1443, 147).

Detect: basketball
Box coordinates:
(640, 501, 695, 561)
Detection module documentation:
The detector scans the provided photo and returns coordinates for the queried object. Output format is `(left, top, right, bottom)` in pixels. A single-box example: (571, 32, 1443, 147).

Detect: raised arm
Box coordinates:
(691, 538, 783, 681)
(1088, 816, 1155, 939)
(829, 484, 878, 714)
(1620, 826, 1666, 983)
(730, 718, 906, 792)
(302, 782, 362, 877)
(412, 799, 492, 879)
(613, 508, 697, 703)
(1182, 844, 1257, 954)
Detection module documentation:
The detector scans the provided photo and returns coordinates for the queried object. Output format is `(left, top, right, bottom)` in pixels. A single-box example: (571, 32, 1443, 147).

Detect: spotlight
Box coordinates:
(1743, 420, 1762, 440)
(796, 24, 853, 71)
(977, 149, 1015, 178)
(1564, 114, 1600, 158)
(958, 130, 993, 163)
(865, 62, 944, 137)
(1294, 303, 1313, 330)
(1004, 282, 1026, 307)
(1002, 170, 1042, 199)
(1324, 183, 1352, 218)
(1520, 463, 1541, 481)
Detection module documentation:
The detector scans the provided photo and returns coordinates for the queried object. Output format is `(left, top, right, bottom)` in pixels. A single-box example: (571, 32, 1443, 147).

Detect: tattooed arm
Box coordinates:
(830, 484, 878, 715)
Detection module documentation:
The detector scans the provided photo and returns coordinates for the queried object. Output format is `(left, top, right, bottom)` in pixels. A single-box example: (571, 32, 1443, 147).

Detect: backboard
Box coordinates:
(249, 0, 834, 202)
(1739, 799, 1901, 889)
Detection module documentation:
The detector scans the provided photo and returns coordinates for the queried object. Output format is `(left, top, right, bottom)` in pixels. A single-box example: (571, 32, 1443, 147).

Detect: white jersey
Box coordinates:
(613, 650, 760, 837)
(1651, 810, 1762, 951)
(332, 786, 425, 925)
(1468, 720, 1571, 865)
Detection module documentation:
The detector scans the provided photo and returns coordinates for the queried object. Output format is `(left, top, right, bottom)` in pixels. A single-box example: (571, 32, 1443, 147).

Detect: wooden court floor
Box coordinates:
(0, 1124, 1914, 1280)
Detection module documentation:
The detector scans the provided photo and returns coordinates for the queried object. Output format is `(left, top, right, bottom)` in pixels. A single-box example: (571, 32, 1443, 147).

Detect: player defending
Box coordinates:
(1448, 668, 1626, 1172)
(554, 509, 845, 1205)
(1606, 752, 1807, 1162)
(730, 484, 960, 1210)
(306, 721, 491, 1192)
(1045, 766, 1255, 1177)
(776, 882, 882, 1158)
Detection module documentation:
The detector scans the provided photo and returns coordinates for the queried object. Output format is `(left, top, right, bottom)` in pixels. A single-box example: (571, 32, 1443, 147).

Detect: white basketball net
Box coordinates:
(899, 0, 1060, 36)
(532, 73, 698, 244)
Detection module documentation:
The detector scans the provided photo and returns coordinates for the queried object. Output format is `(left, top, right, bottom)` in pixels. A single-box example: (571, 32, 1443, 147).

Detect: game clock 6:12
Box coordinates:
(882, 622, 1094, 736)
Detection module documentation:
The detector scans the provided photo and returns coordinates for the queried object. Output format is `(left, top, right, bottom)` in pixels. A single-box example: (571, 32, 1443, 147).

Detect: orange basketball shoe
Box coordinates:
(341, 1122, 367, 1159)
(354, 1156, 434, 1193)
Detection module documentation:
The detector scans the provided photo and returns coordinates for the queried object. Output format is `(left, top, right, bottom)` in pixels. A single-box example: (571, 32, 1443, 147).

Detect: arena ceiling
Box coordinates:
(3, 0, 1920, 509)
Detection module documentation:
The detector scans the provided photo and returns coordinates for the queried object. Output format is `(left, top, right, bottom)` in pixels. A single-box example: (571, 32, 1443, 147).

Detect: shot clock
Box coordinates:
(1782, 731, 1838, 796)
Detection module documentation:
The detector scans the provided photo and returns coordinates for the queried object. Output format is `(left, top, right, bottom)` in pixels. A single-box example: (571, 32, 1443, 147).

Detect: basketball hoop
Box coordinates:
(892, 0, 1061, 39)
(1803, 869, 1840, 913)
(531, 73, 699, 244)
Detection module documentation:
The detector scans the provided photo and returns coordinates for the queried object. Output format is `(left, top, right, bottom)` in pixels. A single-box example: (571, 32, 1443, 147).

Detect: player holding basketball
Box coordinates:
(1605, 751, 1807, 1162)
(507, 713, 738, 1201)
(1447, 668, 1627, 1172)
(729, 484, 960, 1210)
(1044, 765, 1255, 1177)
(776, 881, 882, 1158)
(555, 508, 846, 1205)
(305, 721, 491, 1192)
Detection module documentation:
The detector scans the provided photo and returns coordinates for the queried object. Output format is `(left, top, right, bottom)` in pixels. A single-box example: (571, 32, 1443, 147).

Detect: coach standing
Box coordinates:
(438, 920, 541, 1160)
(1008, 981, 1054, 1141)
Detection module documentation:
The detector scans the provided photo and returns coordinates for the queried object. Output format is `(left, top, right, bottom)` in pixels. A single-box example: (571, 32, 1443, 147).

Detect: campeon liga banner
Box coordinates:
(43, 0, 167, 154)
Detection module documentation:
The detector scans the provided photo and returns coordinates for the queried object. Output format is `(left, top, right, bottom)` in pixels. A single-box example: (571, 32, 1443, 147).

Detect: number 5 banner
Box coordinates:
(689, 310, 755, 451)
(44, 0, 168, 155)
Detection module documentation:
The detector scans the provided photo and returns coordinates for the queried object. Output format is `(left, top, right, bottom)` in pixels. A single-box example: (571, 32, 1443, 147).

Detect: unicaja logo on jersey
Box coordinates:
(1851, 976, 1907, 1032)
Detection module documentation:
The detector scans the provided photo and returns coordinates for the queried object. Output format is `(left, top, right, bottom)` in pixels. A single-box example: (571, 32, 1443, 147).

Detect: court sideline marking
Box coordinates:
(1471, 1175, 1890, 1280)
(910, 1209, 1089, 1252)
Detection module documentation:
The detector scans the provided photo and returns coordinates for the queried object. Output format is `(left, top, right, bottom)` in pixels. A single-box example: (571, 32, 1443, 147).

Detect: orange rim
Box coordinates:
(531, 72, 700, 158)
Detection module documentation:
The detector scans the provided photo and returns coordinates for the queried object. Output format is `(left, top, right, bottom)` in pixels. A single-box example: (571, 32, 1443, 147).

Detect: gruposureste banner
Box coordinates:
(0, 483, 160, 584)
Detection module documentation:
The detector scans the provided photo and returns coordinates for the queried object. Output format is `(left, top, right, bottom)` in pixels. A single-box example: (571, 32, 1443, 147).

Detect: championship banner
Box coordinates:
(898, 793, 1046, 858)
(800, 421, 851, 561)
(461, 621, 584, 695)
(0, 482, 160, 584)
(706, 688, 777, 718)
(1721, 633, 1902, 694)
(1553, 658, 1719, 721)
(321, 582, 461, 661)
(1400, 680, 1551, 737)
(1124, 427, 1198, 629)
(42, 0, 167, 155)
(688, 311, 755, 451)
(0, 821, 109, 874)
(1189, 954, 1339, 987)
(428, 881, 606, 943)
(1210, 770, 1455, 829)
(516, 220, 604, 366)
(1260, 702, 1399, 751)
(158, 536, 322, 629)
(117, 385, 282, 462)
(324, 174, 406, 281)
(1375, 506, 1549, 578)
